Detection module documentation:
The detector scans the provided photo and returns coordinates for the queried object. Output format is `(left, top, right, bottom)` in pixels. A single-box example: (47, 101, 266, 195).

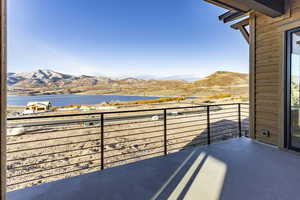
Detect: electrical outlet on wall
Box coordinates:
(260, 129, 270, 137)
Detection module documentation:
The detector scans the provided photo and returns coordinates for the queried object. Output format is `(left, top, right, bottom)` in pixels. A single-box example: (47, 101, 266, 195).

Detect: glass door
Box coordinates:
(287, 28, 300, 150)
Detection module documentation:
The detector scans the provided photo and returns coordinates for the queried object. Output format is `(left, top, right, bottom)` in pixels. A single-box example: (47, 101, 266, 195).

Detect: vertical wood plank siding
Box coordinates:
(0, 0, 6, 199)
(254, 0, 300, 145)
(250, 13, 256, 140)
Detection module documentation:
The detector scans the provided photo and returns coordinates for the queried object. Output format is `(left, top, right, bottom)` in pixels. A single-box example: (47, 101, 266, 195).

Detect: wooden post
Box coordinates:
(231, 18, 250, 44)
(0, 0, 7, 199)
(249, 13, 256, 140)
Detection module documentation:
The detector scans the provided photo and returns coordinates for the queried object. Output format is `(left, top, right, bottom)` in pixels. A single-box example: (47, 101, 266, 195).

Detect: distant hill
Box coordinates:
(132, 75, 202, 82)
(194, 71, 248, 87)
(7, 69, 249, 98)
(8, 69, 112, 88)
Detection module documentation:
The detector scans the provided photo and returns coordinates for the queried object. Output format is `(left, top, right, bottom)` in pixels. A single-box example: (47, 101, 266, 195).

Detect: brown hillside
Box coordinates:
(8, 70, 249, 98)
(193, 71, 248, 87)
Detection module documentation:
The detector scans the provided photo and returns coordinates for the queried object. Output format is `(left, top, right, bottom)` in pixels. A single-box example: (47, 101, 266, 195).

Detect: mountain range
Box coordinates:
(120, 74, 202, 82)
(8, 69, 249, 98)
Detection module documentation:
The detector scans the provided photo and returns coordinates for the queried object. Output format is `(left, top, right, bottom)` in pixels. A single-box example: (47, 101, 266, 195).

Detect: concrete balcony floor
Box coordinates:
(7, 137, 300, 200)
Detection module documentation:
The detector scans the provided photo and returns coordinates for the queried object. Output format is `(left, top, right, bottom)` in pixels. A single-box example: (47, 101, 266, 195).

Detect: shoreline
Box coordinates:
(7, 95, 190, 107)
(8, 93, 196, 99)
(8, 93, 171, 98)
(6, 94, 152, 97)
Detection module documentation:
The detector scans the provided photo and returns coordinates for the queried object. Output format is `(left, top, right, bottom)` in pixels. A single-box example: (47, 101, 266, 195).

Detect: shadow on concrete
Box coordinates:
(8, 136, 300, 200)
(154, 118, 250, 199)
(154, 134, 300, 200)
(8, 119, 261, 200)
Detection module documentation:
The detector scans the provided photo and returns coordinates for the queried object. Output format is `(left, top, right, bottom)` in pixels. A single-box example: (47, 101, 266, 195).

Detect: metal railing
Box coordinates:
(6, 103, 249, 191)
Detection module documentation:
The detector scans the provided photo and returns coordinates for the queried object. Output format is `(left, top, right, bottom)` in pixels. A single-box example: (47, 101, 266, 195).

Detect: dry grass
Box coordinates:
(6, 103, 249, 191)
(107, 97, 186, 106)
(8, 71, 249, 98)
(53, 97, 186, 109)
(193, 71, 248, 87)
(208, 93, 232, 100)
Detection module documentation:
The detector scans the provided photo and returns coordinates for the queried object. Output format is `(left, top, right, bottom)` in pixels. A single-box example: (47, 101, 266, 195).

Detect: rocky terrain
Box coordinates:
(8, 69, 249, 98)
(6, 103, 249, 191)
(6, 69, 250, 191)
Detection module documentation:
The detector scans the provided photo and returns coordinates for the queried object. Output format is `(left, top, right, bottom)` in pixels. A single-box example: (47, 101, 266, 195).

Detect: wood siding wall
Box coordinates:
(253, 0, 300, 145)
(0, 0, 6, 199)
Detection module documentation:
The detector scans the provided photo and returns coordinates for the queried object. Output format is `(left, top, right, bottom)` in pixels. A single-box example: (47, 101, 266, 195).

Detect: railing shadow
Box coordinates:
(6, 103, 250, 197)
(7, 118, 250, 200)
(155, 117, 249, 199)
(180, 118, 249, 150)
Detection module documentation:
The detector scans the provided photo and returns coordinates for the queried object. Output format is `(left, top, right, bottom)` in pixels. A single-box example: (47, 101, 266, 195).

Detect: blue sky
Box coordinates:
(8, 0, 249, 78)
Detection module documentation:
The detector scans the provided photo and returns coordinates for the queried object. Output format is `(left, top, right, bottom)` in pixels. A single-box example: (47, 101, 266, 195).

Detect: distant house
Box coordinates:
(24, 101, 52, 113)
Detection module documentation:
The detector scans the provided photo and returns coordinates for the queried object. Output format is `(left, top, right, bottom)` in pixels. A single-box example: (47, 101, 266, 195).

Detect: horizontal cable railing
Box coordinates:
(6, 103, 249, 191)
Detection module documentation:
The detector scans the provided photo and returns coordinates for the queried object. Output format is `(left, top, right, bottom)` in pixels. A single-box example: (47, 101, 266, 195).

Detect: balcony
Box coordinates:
(7, 137, 300, 200)
(6, 103, 249, 199)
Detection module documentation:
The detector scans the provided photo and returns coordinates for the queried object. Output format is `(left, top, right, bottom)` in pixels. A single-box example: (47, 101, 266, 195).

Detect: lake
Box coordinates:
(7, 94, 159, 106)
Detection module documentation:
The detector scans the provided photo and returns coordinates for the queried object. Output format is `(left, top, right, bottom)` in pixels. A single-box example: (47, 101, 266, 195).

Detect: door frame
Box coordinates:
(285, 26, 300, 152)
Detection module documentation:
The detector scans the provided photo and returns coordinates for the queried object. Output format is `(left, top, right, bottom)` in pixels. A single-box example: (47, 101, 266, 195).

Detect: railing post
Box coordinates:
(207, 106, 210, 145)
(164, 109, 167, 155)
(238, 103, 242, 137)
(101, 113, 104, 170)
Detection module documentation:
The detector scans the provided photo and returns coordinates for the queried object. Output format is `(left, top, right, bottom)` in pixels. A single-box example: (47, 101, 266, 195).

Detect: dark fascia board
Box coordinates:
(246, 0, 285, 17)
(204, 0, 250, 12)
(220, 10, 247, 23)
(219, 10, 237, 21)
(204, 0, 232, 10)
(205, 0, 285, 17)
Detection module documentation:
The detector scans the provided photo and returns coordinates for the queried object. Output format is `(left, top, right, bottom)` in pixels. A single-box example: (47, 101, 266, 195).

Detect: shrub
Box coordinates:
(208, 93, 232, 100)
(108, 97, 186, 106)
